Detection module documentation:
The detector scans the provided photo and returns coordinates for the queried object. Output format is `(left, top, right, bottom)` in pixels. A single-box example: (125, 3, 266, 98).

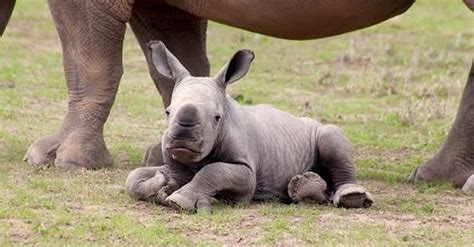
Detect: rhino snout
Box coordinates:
(167, 138, 202, 151)
(169, 103, 203, 140)
(169, 124, 202, 141)
(175, 104, 199, 126)
(166, 138, 203, 163)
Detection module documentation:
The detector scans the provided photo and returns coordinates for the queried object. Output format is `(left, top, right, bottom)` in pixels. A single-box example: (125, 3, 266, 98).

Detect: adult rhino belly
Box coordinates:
(166, 0, 414, 40)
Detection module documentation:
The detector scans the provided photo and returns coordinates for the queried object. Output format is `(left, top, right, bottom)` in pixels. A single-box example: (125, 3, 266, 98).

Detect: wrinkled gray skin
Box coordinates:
(410, 62, 474, 194)
(125, 42, 373, 210)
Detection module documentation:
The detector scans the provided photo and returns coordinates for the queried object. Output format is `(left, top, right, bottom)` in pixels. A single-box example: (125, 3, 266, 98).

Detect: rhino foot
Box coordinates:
(23, 134, 60, 166)
(55, 131, 113, 170)
(24, 131, 113, 170)
(288, 171, 328, 204)
(333, 183, 373, 208)
(142, 142, 164, 167)
(462, 174, 474, 194)
(166, 190, 216, 212)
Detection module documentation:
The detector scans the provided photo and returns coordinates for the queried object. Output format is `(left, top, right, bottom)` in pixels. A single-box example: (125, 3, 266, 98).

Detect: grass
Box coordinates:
(1, 0, 473, 245)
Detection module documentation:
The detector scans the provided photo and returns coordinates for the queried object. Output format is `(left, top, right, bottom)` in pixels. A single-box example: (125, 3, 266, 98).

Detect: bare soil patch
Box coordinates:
(4, 219, 32, 244)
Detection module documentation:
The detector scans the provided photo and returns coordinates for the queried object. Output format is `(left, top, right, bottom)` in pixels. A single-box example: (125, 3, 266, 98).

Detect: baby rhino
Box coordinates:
(126, 41, 373, 210)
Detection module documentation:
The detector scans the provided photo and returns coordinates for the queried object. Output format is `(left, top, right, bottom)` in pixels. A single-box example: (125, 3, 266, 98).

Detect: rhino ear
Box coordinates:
(149, 41, 190, 81)
(216, 50, 255, 87)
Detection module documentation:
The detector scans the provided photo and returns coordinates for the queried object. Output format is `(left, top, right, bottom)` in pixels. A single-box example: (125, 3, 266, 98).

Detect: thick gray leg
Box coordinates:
(125, 166, 179, 205)
(24, 1, 133, 169)
(142, 142, 164, 167)
(129, 3, 209, 107)
(316, 125, 373, 208)
(166, 162, 256, 211)
(129, 4, 209, 166)
(411, 62, 474, 188)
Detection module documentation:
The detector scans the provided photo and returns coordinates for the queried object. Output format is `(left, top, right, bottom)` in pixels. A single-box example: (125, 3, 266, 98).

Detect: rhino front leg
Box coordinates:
(166, 162, 256, 211)
(129, 4, 209, 166)
(315, 125, 373, 208)
(126, 166, 179, 205)
(24, 1, 133, 169)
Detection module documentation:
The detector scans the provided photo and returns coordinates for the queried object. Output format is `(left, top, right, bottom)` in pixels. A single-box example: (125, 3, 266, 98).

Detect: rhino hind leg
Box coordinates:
(288, 171, 328, 204)
(315, 124, 373, 208)
(332, 183, 374, 208)
(129, 3, 210, 108)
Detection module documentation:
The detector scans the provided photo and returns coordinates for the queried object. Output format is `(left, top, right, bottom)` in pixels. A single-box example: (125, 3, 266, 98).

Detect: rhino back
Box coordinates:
(230, 103, 321, 200)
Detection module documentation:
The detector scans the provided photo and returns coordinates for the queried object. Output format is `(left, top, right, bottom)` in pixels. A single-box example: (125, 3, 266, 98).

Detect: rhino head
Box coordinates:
(149, 41, 254, 164)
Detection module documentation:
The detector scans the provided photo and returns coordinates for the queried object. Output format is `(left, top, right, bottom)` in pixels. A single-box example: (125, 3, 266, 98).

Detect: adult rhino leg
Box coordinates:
(24, 0, 132, 169)
(315, 125, 373, 208)
(129, 4, 209, 167)
(129, 3, 209, 107)
(411, 62, 474, 190)
(142, 142, 164, 167)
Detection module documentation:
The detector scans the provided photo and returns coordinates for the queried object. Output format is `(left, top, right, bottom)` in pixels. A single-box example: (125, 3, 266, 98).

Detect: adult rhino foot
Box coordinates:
(410, 62, 474, 189)
(462, 174, 474, 194)
(288, 172, 328, 204)
(55, 131, 113, 170)
(24, 131, 113, 170)
(410, 158, 473, 188)
(24, 135, 61, 166)
(333, 183, 373, 208)
(142, 142, 164, 167)
(166, 189, 216, 212)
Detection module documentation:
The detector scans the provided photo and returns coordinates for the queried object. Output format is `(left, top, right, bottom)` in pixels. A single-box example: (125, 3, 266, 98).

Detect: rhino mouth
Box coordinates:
(166, 137, 202, 162)
(167, 146, 200, 155)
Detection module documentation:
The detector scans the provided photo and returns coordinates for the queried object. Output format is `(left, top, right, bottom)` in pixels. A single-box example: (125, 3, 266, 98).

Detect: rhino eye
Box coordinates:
(215, 115, 221, 122)
(165, 109, 170, 116)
